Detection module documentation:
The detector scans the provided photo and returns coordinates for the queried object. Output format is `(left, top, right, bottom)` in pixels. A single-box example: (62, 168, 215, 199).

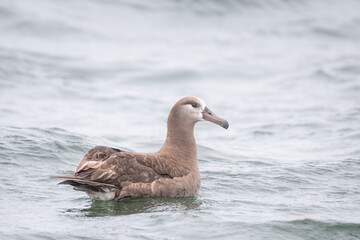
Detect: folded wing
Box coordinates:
(52, 146, 168, 199)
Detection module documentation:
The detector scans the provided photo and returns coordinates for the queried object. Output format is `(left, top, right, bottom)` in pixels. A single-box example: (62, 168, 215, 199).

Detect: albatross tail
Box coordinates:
(51, 175, 118, 200)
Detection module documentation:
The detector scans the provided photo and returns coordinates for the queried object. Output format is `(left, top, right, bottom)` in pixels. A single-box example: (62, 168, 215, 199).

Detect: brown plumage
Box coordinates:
(52, 96, 229, 200)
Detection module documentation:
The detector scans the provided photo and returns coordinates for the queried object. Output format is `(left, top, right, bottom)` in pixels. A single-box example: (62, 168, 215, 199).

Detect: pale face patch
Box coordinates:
(197, 97, 206, 112)
(180, 97, 207, 123)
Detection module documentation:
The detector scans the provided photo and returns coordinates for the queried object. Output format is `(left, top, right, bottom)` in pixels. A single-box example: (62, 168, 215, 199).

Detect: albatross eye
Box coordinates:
(191, 102, 198, 108)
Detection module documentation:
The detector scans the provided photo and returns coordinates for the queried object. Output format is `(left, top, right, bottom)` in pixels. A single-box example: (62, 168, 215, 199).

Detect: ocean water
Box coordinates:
(1, 0, 360, 239)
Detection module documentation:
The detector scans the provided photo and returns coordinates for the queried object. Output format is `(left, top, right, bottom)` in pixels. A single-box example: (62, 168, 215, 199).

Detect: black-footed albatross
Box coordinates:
(53, 96, 229, 200)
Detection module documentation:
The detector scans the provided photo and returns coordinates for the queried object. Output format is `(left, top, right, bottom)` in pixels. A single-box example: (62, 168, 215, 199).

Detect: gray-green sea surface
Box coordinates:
(0, 0, 360, 239)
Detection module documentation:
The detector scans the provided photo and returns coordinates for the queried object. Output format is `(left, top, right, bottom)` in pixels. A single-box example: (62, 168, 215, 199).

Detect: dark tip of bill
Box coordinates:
(222, 121, 229, 129)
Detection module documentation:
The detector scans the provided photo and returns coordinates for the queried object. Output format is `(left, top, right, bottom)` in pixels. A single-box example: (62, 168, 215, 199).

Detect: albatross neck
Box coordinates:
(158, 118, 197, 163)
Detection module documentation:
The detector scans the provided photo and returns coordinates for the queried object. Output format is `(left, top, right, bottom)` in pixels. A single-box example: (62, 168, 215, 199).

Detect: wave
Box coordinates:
(272, 219, 360, 239)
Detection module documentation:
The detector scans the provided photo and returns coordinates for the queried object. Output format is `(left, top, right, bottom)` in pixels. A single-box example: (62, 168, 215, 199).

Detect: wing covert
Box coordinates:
(74, 146, 163, 188)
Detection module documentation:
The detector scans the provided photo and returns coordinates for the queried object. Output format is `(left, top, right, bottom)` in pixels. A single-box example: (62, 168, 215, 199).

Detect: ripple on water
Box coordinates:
(1, 0, 360, 239)
(66, 197, 202, 217)
(272, 219, 360, 240)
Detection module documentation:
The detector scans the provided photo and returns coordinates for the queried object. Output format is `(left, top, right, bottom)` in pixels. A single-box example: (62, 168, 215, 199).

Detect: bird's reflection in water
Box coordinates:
(77, 197, 202, 217)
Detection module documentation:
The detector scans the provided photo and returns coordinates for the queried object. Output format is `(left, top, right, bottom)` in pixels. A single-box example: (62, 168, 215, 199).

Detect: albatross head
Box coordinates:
(172, 96, 229, 129)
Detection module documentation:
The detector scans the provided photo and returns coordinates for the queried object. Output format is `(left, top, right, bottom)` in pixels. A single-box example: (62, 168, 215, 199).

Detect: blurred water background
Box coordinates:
(0, 0, 360, 239)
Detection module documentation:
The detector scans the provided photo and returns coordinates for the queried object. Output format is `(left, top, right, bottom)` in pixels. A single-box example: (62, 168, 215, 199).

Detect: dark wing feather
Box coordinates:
(74, 146, 163, 188)
(52, 146, 180, 198)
